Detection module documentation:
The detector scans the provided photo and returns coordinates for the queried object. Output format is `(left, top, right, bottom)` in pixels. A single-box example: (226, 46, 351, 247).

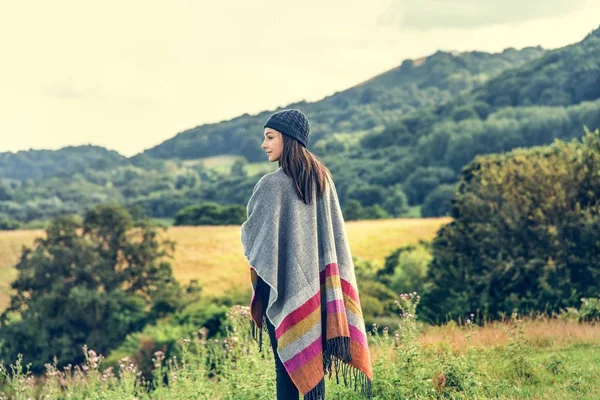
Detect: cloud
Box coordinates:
(378, 0, 582, 30)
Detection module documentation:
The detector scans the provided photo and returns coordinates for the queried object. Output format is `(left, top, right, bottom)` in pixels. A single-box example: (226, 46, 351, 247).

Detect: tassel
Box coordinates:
(304, 377, 325, 400)
(249, 313, 269, 353)
(320, 335, 372, 399)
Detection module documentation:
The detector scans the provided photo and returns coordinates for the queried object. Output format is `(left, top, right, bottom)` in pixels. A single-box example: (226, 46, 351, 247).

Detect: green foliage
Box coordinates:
(377, 241, 433, 297)
(561, 296, 600, 323)
(0, 183, 12, 201)
(403, 167, 456, 205)
(578, 297, 600, 322)
(240, 136, 264, 163)
(174, 301, 231, 337)
(342, 183, 408, 219)
(173, 202, 246, 226)
(421, 184, 456, 217)
(342, 199, 363, 221)
(3, 300, 600, 398)
(2, 32, 600, 223)
(503, 313, 536, 382)
(422, 128, 600, 323)
(0, 145, 126, 181)
(0, 216, 20, 230)
(0, 204, 182, 373)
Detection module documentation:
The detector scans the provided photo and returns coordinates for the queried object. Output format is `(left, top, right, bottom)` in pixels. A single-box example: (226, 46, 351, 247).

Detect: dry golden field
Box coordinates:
(0, 217, 451, 311)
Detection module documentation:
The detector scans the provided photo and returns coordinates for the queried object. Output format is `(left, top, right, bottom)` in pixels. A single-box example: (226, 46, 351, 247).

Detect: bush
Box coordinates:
(377, 241, 433, 298)
(423, 128, 600, 323)
(174, 203, 246, 226)
(0, 216, 20, 230)
(0, 205, 182, 373)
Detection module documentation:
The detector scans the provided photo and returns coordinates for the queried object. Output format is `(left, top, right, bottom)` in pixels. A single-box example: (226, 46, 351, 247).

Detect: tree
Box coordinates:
(343, 199, 364, 221)
(382, 185, 410, 216)
(0, 204, 182, 372)
(376, 242, 433, 297)
(173, 202, 246, 226)
(0, 183, 11, 201)
(421, 128, 600, 323)
(230, 159, 248, 178)
(421, 184, 456, 217)
(240, 136, 264, 162)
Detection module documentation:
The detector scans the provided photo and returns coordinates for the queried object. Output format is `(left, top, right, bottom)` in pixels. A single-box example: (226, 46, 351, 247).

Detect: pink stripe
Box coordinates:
(283, 336, 322, 373)
(349, 324, 368, 348)
(327, 299, 346, 313)
(319, 263, 339, 283)
(341, 279, 359, 303)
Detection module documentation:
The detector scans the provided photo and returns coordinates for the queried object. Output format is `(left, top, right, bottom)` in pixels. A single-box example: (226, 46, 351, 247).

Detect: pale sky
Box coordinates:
(1, 1, 598, 157)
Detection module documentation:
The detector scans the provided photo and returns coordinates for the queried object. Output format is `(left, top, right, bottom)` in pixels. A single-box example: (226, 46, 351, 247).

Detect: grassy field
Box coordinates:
(4, 216, 600, 399)
(3, 310, 600, 399)
(0, 217, 451, 311)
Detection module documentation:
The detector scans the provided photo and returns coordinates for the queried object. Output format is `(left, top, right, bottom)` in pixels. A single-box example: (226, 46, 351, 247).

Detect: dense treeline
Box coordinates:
(420, 128, 600, 322)
(343, 27, 600, 208)
(0, 28, 599, 227)
(142, 47, 543, 161)
(0, 145, 126, 181)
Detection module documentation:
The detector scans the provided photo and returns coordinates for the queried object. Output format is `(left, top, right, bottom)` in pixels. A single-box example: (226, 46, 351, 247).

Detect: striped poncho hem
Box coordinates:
(250, 262, 373, 400)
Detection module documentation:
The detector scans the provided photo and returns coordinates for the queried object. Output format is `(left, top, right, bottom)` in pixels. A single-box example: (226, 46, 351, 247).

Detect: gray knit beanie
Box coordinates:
(263, 109, 310, 148)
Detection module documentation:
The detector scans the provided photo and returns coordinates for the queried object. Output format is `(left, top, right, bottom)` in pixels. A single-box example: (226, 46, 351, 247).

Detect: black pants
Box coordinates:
(261, 284, 300, 399)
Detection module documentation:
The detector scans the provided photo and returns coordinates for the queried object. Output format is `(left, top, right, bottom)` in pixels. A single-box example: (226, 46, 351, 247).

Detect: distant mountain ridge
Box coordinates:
(2, 26, 600, 225)
(0, 145, 126, 182)
(140, 47, 546, 161)
(0, 46, 546, 182)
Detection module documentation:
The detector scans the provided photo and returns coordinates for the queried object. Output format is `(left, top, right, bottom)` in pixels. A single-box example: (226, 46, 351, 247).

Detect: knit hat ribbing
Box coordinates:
(263, 109, 310, 148)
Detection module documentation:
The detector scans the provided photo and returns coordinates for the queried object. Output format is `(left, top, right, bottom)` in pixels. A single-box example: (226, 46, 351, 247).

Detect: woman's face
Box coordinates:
(262, 128, 284, 162)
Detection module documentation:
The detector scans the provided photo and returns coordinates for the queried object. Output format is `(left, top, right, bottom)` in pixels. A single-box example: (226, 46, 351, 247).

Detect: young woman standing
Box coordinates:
(241, 109, 373, 400)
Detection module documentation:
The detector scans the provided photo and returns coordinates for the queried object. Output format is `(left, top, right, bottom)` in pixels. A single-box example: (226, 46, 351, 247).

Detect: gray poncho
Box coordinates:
(241, 167, 373, 400)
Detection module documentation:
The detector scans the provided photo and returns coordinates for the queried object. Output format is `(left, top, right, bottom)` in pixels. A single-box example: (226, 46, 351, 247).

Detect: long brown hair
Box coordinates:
(278, 134, 332, 205)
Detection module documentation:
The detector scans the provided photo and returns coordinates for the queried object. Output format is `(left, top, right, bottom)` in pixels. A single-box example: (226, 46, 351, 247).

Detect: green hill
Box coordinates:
(141, 47, 545, 161)
(2, 27, 600, 224)
(0, 145, 127, 181)
(342, 26, 600, 212)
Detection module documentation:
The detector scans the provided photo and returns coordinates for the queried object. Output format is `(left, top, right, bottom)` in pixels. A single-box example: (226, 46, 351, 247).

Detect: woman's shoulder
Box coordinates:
(259, 167, 289, 185)
(252, 167, 289, 194)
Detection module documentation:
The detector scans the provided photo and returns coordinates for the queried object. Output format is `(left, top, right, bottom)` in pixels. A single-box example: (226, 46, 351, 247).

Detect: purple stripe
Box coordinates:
(283, 336, 322, 373)
(349, 324, 368, 348)
(327, 299, 346, 313)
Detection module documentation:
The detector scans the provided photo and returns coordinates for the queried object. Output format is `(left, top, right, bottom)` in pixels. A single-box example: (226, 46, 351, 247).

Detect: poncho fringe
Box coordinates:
(241, 167, 374, 400)
(250, 316, 373, 399)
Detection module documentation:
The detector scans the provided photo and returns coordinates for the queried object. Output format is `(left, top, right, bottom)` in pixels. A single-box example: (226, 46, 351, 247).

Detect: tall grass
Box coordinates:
(2, 296, 600, 399)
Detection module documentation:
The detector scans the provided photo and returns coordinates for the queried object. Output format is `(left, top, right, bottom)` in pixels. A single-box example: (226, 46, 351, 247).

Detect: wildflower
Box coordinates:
(199, 328, 208, 339)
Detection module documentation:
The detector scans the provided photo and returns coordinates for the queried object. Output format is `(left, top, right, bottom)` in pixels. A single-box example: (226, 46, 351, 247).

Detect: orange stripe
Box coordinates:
(349, 340, 373, 380)
(288, 350, 324, 395)
(325, 312, 350, 338)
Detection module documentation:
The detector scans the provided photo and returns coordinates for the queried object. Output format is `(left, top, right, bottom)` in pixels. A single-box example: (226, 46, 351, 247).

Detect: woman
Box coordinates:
(241, 109, 373, 400)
